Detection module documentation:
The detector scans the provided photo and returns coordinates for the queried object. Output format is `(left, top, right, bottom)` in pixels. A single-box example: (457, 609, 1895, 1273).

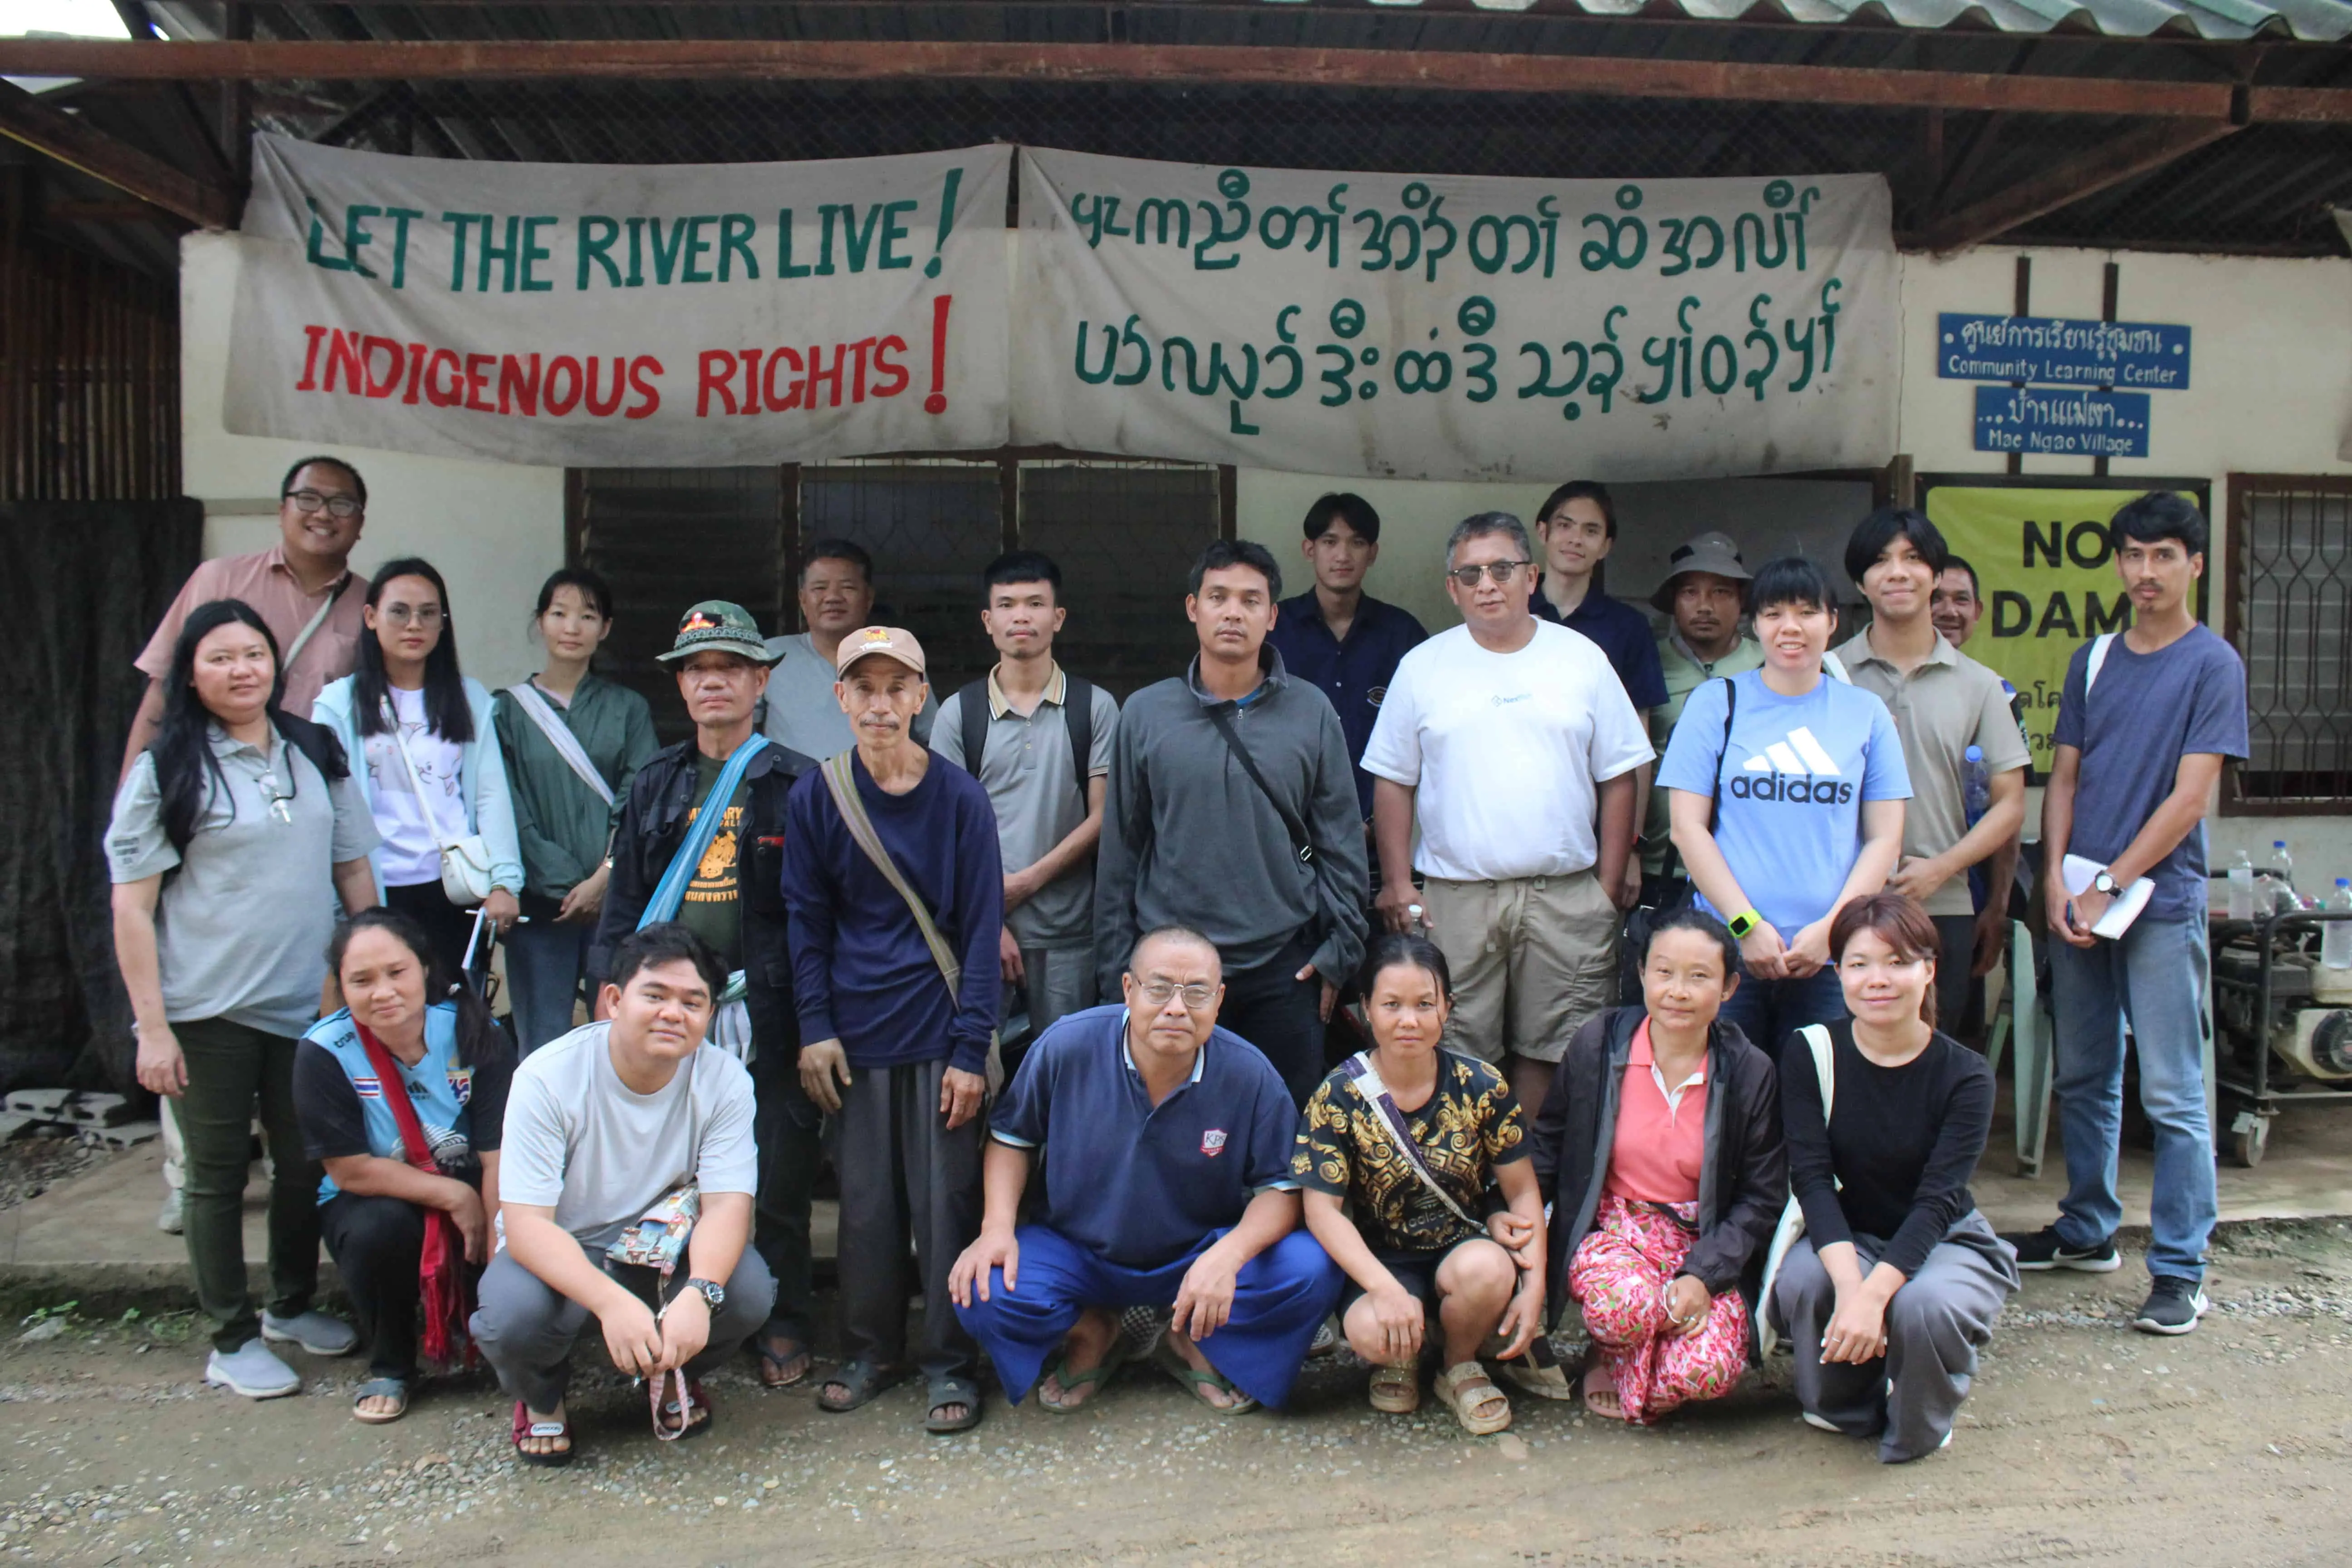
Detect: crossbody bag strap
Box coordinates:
(354, 1022, 440, 1176)
(504, 683, 615, 808)
(1341, 1051, 1486, 1230)
(382, 701, 464, 856)
(281, 573, 349, 673)
(818, 754, 965, 996)
(1202, 701, 1314, 866)
(639, 735, 768, 930)
(1706, 674, 1739, 836)
(2084, 632, 2117, 697)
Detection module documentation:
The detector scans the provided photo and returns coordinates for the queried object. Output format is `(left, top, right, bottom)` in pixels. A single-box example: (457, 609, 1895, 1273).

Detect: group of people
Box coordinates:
(104, 454, 2248, 1467)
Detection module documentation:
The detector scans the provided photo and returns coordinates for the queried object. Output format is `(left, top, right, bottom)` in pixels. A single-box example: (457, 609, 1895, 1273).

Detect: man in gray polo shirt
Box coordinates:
(933, 551, 1121, 1053)
(1836, 508, 2029, 1029)
(761, 537, 936, 759)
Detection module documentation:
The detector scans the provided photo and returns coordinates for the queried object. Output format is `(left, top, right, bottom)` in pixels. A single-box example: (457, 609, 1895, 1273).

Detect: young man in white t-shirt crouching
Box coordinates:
(1365, 512, 1655, 1117)
(471, 923, 770, 1465)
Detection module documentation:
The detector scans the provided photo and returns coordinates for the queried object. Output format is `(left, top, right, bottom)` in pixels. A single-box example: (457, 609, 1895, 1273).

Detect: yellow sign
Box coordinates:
(1923, 485, 2196, 772)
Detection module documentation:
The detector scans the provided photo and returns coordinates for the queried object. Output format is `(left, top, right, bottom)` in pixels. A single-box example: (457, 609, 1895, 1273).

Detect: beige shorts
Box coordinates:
(1421, 868, 1620, 1065)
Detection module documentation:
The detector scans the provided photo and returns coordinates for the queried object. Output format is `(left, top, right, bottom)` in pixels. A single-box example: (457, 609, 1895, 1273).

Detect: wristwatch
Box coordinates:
(681, 1277, 725, 1310)
(1727, 908, 1764, 940)
(2091, 870, 2121, 897)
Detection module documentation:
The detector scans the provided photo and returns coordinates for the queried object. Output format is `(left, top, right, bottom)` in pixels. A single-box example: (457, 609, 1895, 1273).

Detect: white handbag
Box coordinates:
(384, 702, 496, 906)
(1756, 1023, 1836, 1357)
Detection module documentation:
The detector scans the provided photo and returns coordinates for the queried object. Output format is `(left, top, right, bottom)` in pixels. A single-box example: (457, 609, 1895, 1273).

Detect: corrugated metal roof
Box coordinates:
(1264, 0, 2352, 43)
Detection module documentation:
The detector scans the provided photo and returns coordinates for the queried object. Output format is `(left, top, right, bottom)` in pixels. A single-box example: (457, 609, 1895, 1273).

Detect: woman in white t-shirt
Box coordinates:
(314, 557, 524, 980)
(1657, 557, 1910, 1054)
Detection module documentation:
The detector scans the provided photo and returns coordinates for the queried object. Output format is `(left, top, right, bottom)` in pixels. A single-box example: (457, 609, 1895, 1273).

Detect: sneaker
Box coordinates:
(156, 1189, 183, 1235)
(260, 1309, 358, 1357)
(1800, 1411, 1842, 1433)
(2000, 1225, 2122, 1273)
(204, 1339, 300, 1399)
(2132, 1278, 2210, 1335)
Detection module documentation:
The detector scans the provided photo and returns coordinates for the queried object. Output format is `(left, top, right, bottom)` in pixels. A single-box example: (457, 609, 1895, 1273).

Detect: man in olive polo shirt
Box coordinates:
(1639, 532, 1764, 909)
(1836, 508, 2030, 1029)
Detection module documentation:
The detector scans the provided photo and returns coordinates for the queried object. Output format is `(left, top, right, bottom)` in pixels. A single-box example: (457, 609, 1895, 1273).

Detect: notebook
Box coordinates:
(2060, 854, 2156, 940)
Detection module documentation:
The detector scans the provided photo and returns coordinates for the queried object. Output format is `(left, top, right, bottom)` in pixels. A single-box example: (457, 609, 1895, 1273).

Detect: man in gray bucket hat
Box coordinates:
(1639, 534, 1763, 904)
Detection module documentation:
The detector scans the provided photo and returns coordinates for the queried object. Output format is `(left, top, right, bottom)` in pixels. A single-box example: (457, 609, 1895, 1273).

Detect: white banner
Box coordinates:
(1011, 148, 1898, 482)
(224, 135, 1011, 464)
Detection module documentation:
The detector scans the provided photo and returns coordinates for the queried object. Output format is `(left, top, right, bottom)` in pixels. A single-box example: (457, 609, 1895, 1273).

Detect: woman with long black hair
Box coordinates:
(296, 908, 514, 1423)
(108, 598, 380, 1400)
(313, 557, 524, 981)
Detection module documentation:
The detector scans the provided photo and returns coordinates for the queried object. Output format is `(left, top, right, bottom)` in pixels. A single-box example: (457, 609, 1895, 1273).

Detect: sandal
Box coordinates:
(817, 1358, 911, 1414)
(1149, 1334, 1259, 1416)
(510, 1401, 574, 1467)
(656, 1378, 714, 1441)
(1037, 1335, 1133, 1413)
(351, 1377, 409, 1425)
(924, 1374, 983, 1435)
(1581, 1356, 1627, 1422)
(1494, 1336, 1577, 1402)
(756, 1334, 812, 1389)
(1367, 1362, 1420, 1415)
(1433, 1361, 1513, 1436)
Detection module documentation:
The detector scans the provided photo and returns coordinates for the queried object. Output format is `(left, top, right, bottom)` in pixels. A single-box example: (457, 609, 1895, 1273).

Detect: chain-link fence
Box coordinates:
(240, 65, 2352, 255)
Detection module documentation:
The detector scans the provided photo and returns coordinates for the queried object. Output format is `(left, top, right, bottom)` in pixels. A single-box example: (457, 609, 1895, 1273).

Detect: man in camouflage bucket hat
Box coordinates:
(592, 601, 824, 1401)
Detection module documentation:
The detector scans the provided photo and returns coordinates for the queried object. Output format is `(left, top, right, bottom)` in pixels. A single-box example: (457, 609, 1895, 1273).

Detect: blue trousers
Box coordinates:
(503, 904, 591, 1055)
(2048, 914, 2215, 1282)
(955, 1225, 1341, 1410)
(1718, 965, 1847, 1058)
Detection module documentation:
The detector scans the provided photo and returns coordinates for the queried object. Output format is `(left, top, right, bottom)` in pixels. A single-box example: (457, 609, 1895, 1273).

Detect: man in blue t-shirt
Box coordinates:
(1265, 493, 1429, 832)
(948, 926, 1341, 1415)
(1999, 494, 2249, 1339)
(1531, 481, 1670, 906)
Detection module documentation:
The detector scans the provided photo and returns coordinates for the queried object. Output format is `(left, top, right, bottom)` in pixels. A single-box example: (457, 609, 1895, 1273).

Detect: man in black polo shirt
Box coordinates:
(949, 926, 1341, 1414)
(1266, 493, 1428, 833)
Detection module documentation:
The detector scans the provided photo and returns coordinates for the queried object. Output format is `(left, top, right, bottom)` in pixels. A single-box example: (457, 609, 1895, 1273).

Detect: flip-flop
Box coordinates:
(756, 1334, 812, 1389)
(657, 1380, 715, 1440)
(1580, 1357, 1627, 1422)
(511, 1401, 574, 1467)
(1150, 1335, 1259, 1416)
(817, 1358, 911, 1414)
(924, 1374, 983, 1435)
(351, 1377, 408, 1425)
(1036, 1334, 1134, 1413)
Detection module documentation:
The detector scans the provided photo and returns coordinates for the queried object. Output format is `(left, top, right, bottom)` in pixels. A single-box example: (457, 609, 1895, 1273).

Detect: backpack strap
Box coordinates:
(956, 679, 990, 776)
(1063, 676, 1095, 811)
(2084, 632, 2117, 697)
(1706, 675, 1739, 837)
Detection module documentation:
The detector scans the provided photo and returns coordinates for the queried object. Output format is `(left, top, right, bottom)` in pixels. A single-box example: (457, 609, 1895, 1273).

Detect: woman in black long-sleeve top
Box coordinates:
(1767, 892, 2020, 1464)
(1530, 910, 1785, 1423)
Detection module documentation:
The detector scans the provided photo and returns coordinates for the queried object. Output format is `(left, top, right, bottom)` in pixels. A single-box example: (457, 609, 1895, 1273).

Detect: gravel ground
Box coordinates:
(0, 1138, 113, 1214)
(7, 1220, 2352, 1566)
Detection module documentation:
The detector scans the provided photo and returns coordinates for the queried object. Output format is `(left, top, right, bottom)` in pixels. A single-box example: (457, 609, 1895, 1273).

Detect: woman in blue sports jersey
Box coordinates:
(1657, 557, 1911, 1054)
(293, 909, 514, 1423)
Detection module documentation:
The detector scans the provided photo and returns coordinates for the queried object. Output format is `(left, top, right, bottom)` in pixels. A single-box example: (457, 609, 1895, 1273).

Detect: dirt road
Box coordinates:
(6, 1221, 2352, 1567)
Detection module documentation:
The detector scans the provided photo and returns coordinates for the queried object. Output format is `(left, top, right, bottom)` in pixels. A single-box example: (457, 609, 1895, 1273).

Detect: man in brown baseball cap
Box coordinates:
(780, 623, 1003, 1433)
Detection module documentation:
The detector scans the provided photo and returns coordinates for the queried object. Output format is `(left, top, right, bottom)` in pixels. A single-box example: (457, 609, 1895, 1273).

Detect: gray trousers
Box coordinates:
(831, 1056, 983, 1382)
(470, 1247, 775, 1413)
(1017, 946, 1098, 1038)
(1769, 1212, 2020, 1463)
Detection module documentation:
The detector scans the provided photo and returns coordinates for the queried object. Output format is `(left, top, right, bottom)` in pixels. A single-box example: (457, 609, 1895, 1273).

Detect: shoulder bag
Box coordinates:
(818, 753, 1002, 1091)
(503, 682, 616, 807)
(1756, 1022, 1836, 1357)
(384, 701, 497, 906)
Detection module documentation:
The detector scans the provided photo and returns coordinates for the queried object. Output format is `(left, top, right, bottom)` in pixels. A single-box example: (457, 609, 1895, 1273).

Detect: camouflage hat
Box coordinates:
(656, 600, 778, 665)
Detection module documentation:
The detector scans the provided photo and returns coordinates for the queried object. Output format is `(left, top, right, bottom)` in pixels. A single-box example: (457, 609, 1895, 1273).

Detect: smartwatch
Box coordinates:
(682, 1277, 725, 1311)
(1727, 909, 1764, 940)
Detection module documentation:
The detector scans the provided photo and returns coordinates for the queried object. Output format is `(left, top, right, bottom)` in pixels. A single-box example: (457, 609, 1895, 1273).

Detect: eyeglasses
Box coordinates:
(1447, 561, 1532, 587)
(1137, 980, 1217, 1011)
(380, 604, 444, 628)
(285, 489, 363, 519)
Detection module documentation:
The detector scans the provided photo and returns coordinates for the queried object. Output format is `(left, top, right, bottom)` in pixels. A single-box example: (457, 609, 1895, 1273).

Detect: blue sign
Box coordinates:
(1974, 386, 2151, 459)
(1938, 313, 2191, 390)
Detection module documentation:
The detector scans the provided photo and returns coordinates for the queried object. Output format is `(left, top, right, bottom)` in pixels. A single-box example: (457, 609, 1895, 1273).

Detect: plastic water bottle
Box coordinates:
(1961, 745, 1989, 828)
(2326, 880, 2352, 971)
(2269, 840, 2297, 914)
(2228, 850, 2257, 921)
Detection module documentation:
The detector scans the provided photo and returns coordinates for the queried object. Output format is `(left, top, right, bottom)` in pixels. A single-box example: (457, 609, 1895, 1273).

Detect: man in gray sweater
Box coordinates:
(1095, 539, 1368, 1107)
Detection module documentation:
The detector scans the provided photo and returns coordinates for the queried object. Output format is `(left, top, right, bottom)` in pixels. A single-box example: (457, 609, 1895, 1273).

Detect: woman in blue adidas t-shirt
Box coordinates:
(293, 908, 513, 1424)
(1658, 557, 1911, 1053)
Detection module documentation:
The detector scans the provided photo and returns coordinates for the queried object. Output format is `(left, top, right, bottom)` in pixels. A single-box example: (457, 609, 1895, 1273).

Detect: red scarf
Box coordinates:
(354, 1022, 477, 1369)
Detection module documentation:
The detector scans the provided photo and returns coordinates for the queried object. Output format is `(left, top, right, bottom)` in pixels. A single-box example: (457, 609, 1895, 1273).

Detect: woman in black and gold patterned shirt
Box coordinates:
(1294, 934, 1544, 1436)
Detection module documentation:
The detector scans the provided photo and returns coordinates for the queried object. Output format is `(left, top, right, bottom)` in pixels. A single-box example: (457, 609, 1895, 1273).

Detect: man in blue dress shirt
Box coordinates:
(949, 926, 1341, 1414)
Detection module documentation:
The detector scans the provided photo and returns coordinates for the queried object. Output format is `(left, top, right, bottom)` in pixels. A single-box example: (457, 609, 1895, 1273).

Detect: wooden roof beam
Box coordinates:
(1909, 117, 2242, 255)
(0, 38, 2268, 120)
(0, 81, 236, 228)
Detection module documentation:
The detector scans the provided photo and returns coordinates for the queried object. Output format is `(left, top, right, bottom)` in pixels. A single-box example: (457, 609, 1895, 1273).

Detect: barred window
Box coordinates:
(2228, 475, 2352, 813)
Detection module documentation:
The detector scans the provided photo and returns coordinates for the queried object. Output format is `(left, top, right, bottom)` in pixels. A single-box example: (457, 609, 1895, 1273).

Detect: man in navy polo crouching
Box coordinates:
(949, 925, 1341, 1414)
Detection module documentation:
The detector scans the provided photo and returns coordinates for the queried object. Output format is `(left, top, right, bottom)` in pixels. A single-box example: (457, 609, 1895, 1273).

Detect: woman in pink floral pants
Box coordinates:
(1571, 1194, 1749, 1422)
